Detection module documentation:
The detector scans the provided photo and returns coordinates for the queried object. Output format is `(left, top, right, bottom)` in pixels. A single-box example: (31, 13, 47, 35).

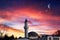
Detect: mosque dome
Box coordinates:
(28, 31, 38, 39)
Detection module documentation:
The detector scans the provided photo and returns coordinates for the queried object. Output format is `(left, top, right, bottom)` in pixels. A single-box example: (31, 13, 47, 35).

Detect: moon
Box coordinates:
(48, 3, 50, 9)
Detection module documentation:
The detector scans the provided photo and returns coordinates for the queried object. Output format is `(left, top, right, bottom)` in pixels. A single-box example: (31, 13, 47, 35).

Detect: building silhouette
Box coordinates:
(28, 31, 38, 40)
(24, 19, 28, 38)
(0, 19, 60, 40)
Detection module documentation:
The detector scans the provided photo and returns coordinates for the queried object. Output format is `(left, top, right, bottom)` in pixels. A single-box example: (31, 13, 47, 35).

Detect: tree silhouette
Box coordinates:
(0, 32, 3, 40)
(3, 34, 9, 40)
(19, 37, 22, 39)
(0, 32, 3, 38)
(3, 34, 14, 40)
(53, 30, 60, 36)
(10, 35, 14, 39)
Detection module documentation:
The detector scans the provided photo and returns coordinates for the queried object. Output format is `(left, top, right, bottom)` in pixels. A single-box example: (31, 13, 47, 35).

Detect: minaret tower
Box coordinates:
(24, 19, 28, 38)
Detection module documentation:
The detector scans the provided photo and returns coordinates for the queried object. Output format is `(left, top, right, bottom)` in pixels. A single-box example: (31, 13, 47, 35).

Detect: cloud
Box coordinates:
(0, 24, 24, 37)
(0, 7, 60, 36)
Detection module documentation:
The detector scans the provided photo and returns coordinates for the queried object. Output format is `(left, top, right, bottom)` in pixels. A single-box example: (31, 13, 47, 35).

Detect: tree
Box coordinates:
(0, 32, 3, 38)
(19, 37, 22, 39)
(4, 34, 9, 40)
(10, 35, 14, 39)
(53, 30, 60, 36)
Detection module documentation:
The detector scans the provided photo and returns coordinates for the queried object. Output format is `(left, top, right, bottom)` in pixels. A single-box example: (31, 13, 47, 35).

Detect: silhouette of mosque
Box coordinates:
(24, 19, 38, 40)
(0, 19, 60, 40)
(28, 31, 38, 37)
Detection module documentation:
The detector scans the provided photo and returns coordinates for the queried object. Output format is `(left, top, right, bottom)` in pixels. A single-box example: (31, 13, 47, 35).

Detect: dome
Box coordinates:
(28, 31, 38, 37)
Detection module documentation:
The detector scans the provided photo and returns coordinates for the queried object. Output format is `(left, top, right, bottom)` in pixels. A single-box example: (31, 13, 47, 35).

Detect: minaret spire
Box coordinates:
(24, 19, 28, 38)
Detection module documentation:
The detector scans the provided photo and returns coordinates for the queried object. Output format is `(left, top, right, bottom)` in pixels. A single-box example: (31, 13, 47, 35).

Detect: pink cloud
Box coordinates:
(0, 7, 60, 35)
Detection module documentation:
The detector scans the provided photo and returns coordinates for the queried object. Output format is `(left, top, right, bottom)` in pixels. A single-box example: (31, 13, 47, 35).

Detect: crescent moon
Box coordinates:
(48, 3, 50, 9)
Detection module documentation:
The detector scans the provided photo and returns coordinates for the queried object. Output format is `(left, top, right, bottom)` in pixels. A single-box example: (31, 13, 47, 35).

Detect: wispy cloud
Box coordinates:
(0, 7, 60, 37)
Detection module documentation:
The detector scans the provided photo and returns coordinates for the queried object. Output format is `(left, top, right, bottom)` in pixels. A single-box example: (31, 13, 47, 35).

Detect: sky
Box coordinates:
(0, 0, 60, 37)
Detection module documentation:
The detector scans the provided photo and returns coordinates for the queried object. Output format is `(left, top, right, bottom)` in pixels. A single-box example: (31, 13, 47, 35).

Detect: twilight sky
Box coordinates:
(0, 0, 60, 37)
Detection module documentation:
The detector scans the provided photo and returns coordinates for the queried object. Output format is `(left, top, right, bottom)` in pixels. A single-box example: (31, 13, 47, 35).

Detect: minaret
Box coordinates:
(24, 19, 28, 38)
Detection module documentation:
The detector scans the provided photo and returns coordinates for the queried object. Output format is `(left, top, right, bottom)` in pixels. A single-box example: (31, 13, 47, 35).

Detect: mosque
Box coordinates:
(23, 19, 38, 40)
